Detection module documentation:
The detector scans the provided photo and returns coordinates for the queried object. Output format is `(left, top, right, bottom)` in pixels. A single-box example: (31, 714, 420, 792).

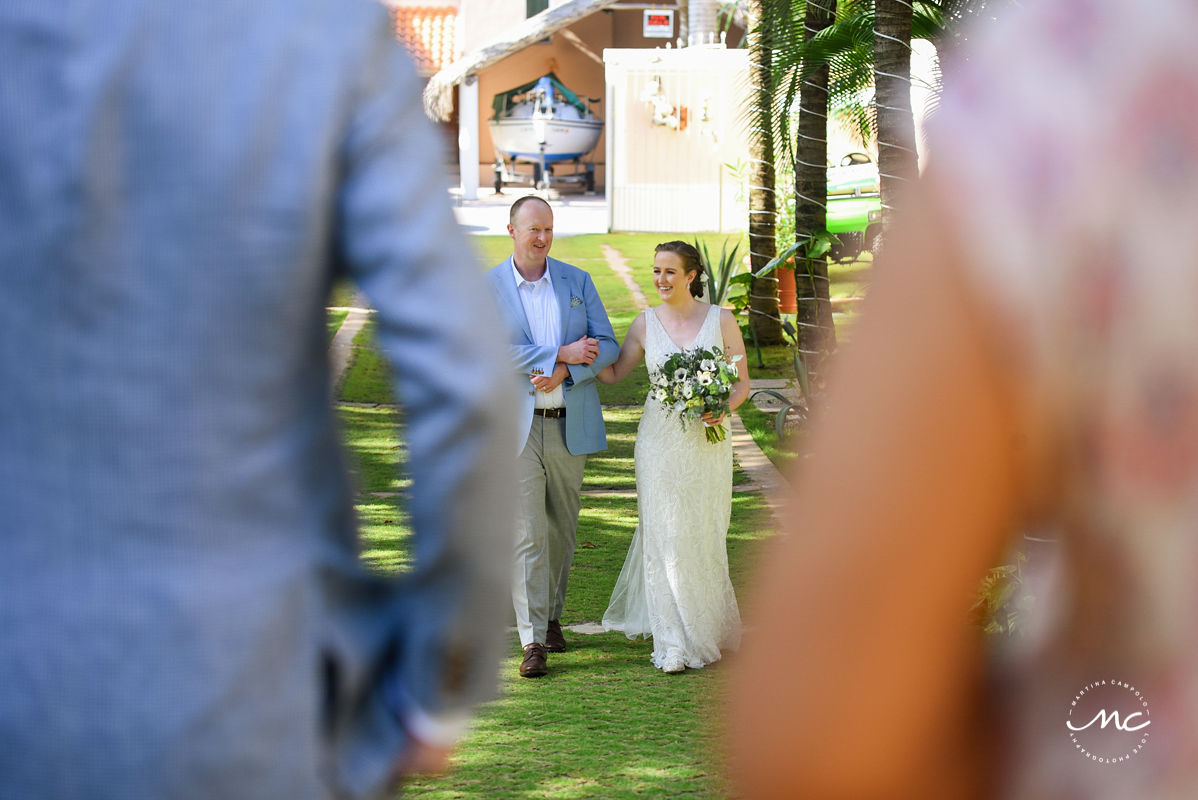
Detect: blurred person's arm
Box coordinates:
(335, 17, 517, 781)
(728, 179, 1043, 799)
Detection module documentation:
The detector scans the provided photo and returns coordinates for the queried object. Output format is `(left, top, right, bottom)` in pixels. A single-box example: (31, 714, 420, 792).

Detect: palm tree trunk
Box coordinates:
(793, 0, 836, 384)
(746, 0, 783, 346)
(873, 0, 919, 244)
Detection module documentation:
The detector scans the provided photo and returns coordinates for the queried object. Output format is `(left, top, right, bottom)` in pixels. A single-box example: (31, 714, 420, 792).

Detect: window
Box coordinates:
(527, 0, 550, 44)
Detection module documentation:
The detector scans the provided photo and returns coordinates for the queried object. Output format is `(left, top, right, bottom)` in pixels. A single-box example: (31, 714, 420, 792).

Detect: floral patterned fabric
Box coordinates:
(930, 0, 1198, 795)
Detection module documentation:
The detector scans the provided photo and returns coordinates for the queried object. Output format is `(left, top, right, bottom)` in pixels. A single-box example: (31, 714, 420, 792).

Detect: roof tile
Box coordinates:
(392, 7, 459, 76)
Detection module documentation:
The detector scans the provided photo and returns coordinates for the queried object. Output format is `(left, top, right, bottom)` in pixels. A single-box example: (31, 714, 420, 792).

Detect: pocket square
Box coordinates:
(570, 295, 583, 307)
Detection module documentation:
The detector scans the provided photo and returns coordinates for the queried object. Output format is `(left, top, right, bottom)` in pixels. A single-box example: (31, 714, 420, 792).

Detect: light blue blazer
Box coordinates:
(488, 257, 619, 455)
(0, 3, 515, 799)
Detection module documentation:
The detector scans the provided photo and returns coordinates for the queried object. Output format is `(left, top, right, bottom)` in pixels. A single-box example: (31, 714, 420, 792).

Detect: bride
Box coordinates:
(597, 241, 750, 673)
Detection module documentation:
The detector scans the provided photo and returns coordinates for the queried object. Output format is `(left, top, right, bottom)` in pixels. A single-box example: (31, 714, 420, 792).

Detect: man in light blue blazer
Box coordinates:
(487, 196, 619, 678)
(0, 2, 515, 798)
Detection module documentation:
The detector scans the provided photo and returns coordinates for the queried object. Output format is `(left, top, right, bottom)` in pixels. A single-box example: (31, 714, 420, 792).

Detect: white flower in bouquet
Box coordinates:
(700, 358, 716, 373)
(673, 367, 689, 382)
(697, 372, 714, 386)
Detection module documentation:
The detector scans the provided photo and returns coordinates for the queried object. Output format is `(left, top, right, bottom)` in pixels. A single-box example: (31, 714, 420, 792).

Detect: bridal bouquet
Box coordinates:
(650, 345, 742, 443)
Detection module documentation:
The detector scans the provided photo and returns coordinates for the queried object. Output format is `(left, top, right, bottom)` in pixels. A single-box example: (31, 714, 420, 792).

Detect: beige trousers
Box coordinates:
(512, 416, 587, 646)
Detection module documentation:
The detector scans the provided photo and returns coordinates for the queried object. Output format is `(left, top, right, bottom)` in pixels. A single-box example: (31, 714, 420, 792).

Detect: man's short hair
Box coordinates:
(509, 195, 552, 225)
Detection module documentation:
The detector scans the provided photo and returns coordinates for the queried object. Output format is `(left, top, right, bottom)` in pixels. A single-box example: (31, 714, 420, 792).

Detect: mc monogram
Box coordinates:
(1066, 680, 1151, 764)
(1066, 708, 1151, 733)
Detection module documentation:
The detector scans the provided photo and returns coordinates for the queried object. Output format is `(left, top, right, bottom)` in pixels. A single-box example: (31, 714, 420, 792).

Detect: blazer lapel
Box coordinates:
(496, 256, 535, 343)
(548, 258, 572, 343)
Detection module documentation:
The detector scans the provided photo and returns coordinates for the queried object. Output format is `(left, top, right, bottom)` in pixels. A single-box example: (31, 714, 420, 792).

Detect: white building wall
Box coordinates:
(604, 46, 749, 233)
(461, 0, 525, 51)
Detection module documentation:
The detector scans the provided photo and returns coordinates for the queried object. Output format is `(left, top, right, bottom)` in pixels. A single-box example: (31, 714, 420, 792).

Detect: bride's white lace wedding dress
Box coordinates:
(603, 304, 742, 671)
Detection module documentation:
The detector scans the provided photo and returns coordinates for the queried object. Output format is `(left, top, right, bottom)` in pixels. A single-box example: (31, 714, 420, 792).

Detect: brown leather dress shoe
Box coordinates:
(545, 619, 567, 653)
(519, 643, 548, 678)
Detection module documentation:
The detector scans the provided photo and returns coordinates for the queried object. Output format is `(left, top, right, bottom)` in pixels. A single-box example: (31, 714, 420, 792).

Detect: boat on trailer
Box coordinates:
(488, 73, 602, 193)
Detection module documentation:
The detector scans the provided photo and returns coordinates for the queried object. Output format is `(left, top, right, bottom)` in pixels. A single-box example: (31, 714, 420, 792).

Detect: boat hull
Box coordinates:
(489, 118, 603, 163)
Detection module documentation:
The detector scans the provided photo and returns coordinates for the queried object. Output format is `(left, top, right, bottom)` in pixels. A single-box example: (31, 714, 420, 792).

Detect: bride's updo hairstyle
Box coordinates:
(655, 241, 706, 298)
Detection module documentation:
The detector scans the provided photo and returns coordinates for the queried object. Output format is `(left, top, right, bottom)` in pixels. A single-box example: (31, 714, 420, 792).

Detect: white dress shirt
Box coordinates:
(512, 261, 565, 409)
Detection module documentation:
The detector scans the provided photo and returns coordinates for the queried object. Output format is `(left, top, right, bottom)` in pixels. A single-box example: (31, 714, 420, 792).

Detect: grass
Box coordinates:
(339, 404, 407, 493)
(361, 477, 772, 799)
(329, 279, 361, 309)
(327, 309, 348, 342)
(736, 401, 798, 473)
(329, 232, 787, 798)
(337, 403, 409, 571)
(326, 231, 996, 792)
(736, 341, 802, 382)
(340, 321, 396, 405)
(338, 411, 772, 800)
(402, 634, 736, 800)
(336, 398, 770, 619)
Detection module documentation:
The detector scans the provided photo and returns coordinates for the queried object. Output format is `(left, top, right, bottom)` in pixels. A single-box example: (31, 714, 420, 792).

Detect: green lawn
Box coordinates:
(329, 279, 360, 309)
(736, 399, 800, 473)
(340, 322, 395, 404)
(400, 492, 771, 800)
(327, 231, 869, 797)
(327, 309, 349, 342)
(400, 633, 739, 800)
(323, 231, 1024, 798)
(334, 388, 771, 798)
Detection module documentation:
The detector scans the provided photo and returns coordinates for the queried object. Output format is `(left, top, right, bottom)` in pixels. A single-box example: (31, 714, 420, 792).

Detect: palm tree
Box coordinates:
(792, 0, 837, 384)
(744, 0, 784, 346)
(743, 0, 1016, 389)
(793, 1, 1011, 242)
(872, 0, 919, 242)
(788, 1, 942, 248)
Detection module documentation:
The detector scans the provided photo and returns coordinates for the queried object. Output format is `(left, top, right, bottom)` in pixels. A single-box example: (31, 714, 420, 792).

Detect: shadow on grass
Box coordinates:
(403, 631, 737, 800)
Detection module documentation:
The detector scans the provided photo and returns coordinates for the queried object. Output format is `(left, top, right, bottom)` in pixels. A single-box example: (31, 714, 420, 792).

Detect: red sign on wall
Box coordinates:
(643, 9, 675, 39)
